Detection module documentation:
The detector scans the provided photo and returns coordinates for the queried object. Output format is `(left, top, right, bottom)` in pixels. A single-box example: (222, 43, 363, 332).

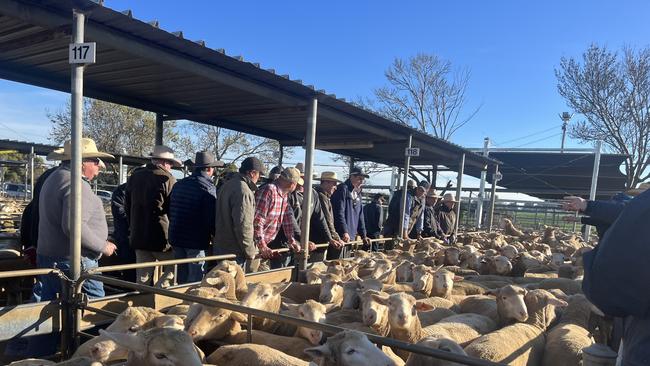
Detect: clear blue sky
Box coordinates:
(0, 0, 647, 187)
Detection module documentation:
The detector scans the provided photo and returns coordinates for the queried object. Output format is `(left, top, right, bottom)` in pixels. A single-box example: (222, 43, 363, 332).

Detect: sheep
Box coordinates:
(533, 277, 583, 295)
(502, 218, 524, 237)
(450, 281, 488, 296)
(281, 283, 321, 304)
(231, 282, 291, 332)
(106, 307, 164, 333)
(444, 248, 461, 266)
(405, 337, 468, 366)
(464, 289, 568, 366)
(459, 251, 481, 271)
(192, 271, 237, 301)
(280, 300, 329, 345)
(418, 313, 497, 347)
(184, 297, 241, 341)
(304, 330, 399, 366)
(500, 244, 519, 260)
(9, 359, 101, 366)
(417, 308, 457, 326)
(319, 275, 346, 307)
(99, 327, 203, 366)
(415, 296, 459, 312)
(225, 329, 314, 361)
(207, 260, 247, 300)
(7, 360, 56, 366)
(207, 344, 309, 366)
(358, 290, 392, 336)
(541, 294, 595, 366)
(304, 267, 324, 284)
(459, 285, 528, 327)
(395, 261, 415, 282)
(341, 280, 362, 309)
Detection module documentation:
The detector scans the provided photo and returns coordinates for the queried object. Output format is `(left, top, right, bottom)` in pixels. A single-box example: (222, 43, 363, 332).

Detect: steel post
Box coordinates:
(70, 10, 84, 284)
(300, 98, 317, 270)
(389, 166, 397, 201)
(155, 113, 164, 146)
(454, 153, 465, 234)
(23, 163, 28, 202)
(476, 137, 489, 228)
(487, 165, 499, 232)
(398, 135, 413, 237)
(584, 140, 602, 241)
(118, 155, 124, 184)
(278, 144, 284, 166)
(29, 146, 35, 199)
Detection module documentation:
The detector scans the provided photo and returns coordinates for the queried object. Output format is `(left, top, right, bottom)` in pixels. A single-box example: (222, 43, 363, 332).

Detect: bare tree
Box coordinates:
(373, 53, 480, 141)
(330, 155, 391, 177)
(556, 44, 650, 188)
(176, 122, 288, 166)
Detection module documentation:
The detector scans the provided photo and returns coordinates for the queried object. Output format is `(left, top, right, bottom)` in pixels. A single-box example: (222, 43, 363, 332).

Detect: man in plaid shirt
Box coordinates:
(254, 167, 302, 268)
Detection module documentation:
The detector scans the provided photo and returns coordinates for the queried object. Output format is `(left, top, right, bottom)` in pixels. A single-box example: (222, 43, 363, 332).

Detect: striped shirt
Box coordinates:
(253, 182, 297, 248)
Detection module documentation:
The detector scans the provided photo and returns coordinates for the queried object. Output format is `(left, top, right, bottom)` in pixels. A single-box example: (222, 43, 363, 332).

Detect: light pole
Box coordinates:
(559, 112, 572, 153)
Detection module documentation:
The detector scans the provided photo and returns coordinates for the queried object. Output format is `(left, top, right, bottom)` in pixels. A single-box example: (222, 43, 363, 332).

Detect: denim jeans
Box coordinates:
(270, 252, 293, 269)
(173, 247, 205, 284)
(33, 254, 104, 302)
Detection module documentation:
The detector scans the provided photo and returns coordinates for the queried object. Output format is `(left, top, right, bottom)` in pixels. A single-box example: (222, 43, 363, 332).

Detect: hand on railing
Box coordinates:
(102, 241, 117, 256)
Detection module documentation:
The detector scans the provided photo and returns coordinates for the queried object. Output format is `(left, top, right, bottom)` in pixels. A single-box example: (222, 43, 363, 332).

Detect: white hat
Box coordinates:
(47, 138, 114, 161)
(150, 145, 182, 167)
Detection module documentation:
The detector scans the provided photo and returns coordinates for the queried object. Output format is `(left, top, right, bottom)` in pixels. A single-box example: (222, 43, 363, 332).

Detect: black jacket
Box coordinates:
(363, 201, 383, 237)
(422, 204, 442, 238)
(169, 170, 216, 250)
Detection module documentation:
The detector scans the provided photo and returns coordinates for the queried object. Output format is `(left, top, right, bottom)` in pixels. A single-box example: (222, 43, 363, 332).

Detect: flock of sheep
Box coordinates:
(9, 219, 603, 366)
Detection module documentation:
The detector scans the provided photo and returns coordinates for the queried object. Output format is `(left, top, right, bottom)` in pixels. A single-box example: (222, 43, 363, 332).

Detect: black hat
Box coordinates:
(417, 180, 431, 189)
(350, 166, 370, 178)
(239, 157, 266, 175)
(194, 151, 224, 168)
(269, 166, 284, 176)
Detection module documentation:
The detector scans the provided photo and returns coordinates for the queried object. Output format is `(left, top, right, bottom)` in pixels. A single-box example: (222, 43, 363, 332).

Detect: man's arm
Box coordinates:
(331, 186, 348, 236)
(253, 187, 271, 247)
(231, 187, 256, 259)
(61, 186, 106, 253)
(584, 200, 628, 225)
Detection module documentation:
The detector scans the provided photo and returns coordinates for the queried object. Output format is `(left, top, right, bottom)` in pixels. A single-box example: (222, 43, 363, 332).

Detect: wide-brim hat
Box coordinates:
(150, 145, 182, 167)
(318, 171, 341, 183)
(627, 182, 650, 196)
(350, 166, 369, 178)
(48, 138, 115, 161)
(427, 190, 441, 198)
(194, 151, 224, 169)
(442, 193, 459, 203)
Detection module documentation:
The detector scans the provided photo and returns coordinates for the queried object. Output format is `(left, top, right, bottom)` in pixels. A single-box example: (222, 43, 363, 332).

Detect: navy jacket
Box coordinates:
(111, 184, 129, 249)
(383, 189, 413, 236)
(364, 201, 383, 237)
(583, 190, 650, 365)
(331, 179, 367, 239)
(581, 197, 630, 238)
(169, 170, 217, 250)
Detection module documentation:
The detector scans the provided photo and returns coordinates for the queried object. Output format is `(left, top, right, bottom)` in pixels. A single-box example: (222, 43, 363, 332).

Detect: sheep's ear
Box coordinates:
(184, 304, 202, 330)
(548, 298, 568, 307)
(304, 344, 332, 360)
(323, 302, 339, 313)
(415, 302, 435, 312)
(281, 302, 300, 312)
(203, 276, 220, 286)
(99, 329, 146, 355)
(370, 293, 390, 306)
(272, 282, 292, 295)
(453, 276, 464, 282)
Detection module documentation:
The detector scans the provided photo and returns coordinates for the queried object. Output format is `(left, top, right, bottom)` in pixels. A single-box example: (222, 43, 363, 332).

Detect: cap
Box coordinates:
(239, 157, 266, 175)
(417, 180, 431, 189)
(280, 167, 304, 185)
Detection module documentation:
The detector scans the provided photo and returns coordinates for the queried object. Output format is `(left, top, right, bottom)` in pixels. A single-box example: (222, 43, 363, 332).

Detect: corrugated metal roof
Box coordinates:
(0, 0, 498, 169)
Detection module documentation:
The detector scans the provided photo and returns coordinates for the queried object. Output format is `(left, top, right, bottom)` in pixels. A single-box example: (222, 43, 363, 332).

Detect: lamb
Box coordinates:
(184, 298, 241, 341)
(444, 248, 461, 266)
(417, 308, 457, 326)
(207, 260, 247, 300)
(280, 300, 329, 345)
(193, 270, 237, 301)
(106, 306, 164, 332)
(541, 294, 595, 366)
(464, 289, 568, 366)
(415, 296, 459, 312)
(304, 330, 399, 366)
(418, 313, 496, 347)
(224, 329, 314, 361)
(450, 281, 488, 296)
(405, 337, 468, 366)
(207, 344, 309, 366)
(395, 261, 415, 282)
(100, 327, 203, 366)
(231, 282, 291, 331)
(319, 275, 345, 307)
(281, 283, 321, 304)
(460, 285, 528, 326)
(358, 290, 392, 336)
(502, 218, 524, 237)
(500, 244, 519, 259)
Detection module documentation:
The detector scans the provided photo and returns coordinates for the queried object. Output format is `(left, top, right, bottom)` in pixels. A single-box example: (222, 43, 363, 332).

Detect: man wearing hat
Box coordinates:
(383, 180, 429, 240)
(422, 190, 443, 238)
(214, 156, 265, 271)
(169, 151, 224, 283)
(35, 138, 116, 300)
(126, 145, 182, 287)
(315, 172, 346, 260)
(330, 167, 372, 258)
(253, 167, 301, 268)
(363, 193, 384, 250)
(436, 193, 458, 242)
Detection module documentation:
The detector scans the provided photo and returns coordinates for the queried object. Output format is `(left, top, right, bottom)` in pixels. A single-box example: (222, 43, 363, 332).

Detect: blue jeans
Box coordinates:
(173, 247, 205, 284)
(33, 254, 104, 302)
(270, 252, 293, 269)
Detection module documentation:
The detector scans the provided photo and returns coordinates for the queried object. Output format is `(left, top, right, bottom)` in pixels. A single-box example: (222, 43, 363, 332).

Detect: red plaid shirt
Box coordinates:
(253, 183, 296, 248)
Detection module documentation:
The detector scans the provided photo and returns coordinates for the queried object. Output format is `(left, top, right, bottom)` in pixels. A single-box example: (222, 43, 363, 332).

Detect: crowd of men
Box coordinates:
(20, 138, 461, 300)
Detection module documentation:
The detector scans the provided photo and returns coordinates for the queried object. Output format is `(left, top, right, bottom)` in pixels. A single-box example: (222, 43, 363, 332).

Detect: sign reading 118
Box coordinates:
(69, 42, 96, 64)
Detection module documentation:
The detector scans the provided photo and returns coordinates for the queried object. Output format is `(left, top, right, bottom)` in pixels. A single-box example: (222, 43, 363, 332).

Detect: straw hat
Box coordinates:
(427, 190, 440, 198)
(627, 182, 650, 196)
(150, 145, 182, 167)
(442, 193, 459, 203)
(47, 138, 114, 161)
(319, 171, 341, 183)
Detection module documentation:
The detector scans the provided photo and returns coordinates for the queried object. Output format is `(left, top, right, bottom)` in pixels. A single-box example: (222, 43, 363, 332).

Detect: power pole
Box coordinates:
(559, 112, 572, 153)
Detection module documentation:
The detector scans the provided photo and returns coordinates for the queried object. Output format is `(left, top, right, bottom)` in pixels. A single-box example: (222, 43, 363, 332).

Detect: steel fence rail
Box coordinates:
(79, 274, 505, 366)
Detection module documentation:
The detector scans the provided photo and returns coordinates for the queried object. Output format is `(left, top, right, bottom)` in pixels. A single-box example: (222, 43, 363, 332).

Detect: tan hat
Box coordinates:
(48, 138, 114, 161)
(427, 190, 440, 198)
(627, 182, 650, 196)
(319, 171, 341, 183)
(281, 167, 304, 186)
(442, 193, 458, 203)
(150, 145, 182, 167)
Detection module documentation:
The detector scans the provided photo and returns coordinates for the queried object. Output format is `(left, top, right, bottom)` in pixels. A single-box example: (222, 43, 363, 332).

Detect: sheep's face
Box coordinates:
(305, 331, 397, 366)
(90, 339, 124, 362)
(500, 245, 518, 259)
(493, 285, 528, 323)
(433, 270, 454, 296)
(143, 331, 202, 366)
(327, 264, 346, 277)
(319, 280, 344, 304)
(395, 261, 414, 282)
(240, 282, 290, 311)
(341, 281, 361, 309)
(359, 279, 383, 293)
(384, 293, 418, 329)
(444, 248, 461, 266)
(492, 256, 513, 275)
(150, 315, 185, 331)
(215, 260, 239, 280)
(412, 265, 432, 292)
(550, 253, 565, 267)
(360, 291, 388, 328)
(370, 260, 393, 279)
(297, 300, 327, 345)
(184, 304, 234, 341)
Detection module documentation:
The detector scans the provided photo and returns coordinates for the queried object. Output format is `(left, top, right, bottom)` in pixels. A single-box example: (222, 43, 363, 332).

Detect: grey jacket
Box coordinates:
(36, 164, 107, 260)
(214, 173, 257, 259)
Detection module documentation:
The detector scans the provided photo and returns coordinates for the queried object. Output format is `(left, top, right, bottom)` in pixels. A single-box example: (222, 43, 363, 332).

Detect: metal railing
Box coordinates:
(78, 273, 505, 366)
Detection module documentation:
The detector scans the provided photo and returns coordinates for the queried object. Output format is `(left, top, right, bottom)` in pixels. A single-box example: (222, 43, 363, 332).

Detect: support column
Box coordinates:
(23, 163, 28, 202)
(487, 165, 499, 232)
(118, 155, 124, 184)
(300, 98, 318, 270)
(398, 135, 413, 238)
(278, 144, 284, 167)
(155, 113, 164, 146)
(348, 157, 355, 174)
(454, 153, 465, 234)
(29, 146, 35, 200)
(431, 165, 438, 190)
(584, 141, 602, 241)
(389, 166, 397, 201)
(476, 137, 490, 228)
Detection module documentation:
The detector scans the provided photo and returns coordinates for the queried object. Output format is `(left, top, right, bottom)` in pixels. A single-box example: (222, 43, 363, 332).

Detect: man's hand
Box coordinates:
(308, 241, 317, 252)
(342, 233, 351, 242)
(363, 237, 372, 248)
(102, 241, 117, 256)
(289, 241, 302, 253)
(562, 215, 580, 223)
(562, 196, 588, 212)
(329, 238, 342, 249)
(258, 244, 273, 259)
